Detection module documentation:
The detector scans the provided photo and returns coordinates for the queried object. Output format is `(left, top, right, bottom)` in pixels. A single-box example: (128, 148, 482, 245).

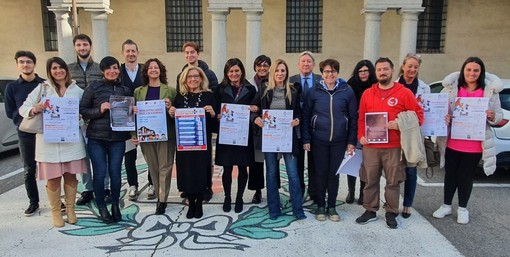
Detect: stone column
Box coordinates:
(48, 8, 75, 63)
(362, 11, 383, 63)
(209, 10, 229, 79)
(398, 10, 422, 63)
(88, 11, 110, 60)
(245, 11, 262, 78)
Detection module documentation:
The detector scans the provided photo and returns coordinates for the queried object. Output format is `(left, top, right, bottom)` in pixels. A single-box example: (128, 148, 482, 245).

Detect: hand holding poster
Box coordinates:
(42, 97, 80, 143)
(417, 93, 449, 136)
(261, 109, 293, 153)
(110, 96, 135, 131)
(451, 97, 489, 141)
(218, 103, 250, 146)
(136, 100, 168, 142)
(365, 112, 388, 143)
(175, 108, 207, 151)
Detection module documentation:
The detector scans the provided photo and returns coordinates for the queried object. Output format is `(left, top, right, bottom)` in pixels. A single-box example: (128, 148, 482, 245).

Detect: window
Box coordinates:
(41, 0, 58, 51)
(286, 0, 323, 53)
(165, 0, 203, 52)
(417, 0, 447, 54)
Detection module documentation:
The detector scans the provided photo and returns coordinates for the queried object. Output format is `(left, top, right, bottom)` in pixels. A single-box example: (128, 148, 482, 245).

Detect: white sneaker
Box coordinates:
(128, 186, 138, 201)
(457, 207, 469, 224)
(432, 204, 452, 218)
(147, 185, 156, 200)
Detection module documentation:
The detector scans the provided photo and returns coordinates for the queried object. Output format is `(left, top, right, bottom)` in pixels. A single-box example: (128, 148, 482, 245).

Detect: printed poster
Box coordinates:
(365, 112, 388, 143)
(218, 103, 250, 146)
(136, 100, 168, 142)
(451, 97, 489, 141)
(42, 97, 80, 143)
(261, 109, 293, 153)
(417, 93, 449, 136)
(175, 108, 207, 151)
(110, 96, 135, 131)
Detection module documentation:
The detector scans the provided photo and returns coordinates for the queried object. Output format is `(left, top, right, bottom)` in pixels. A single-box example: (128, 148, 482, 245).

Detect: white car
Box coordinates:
(0, 78, 19, 153)
(429, 79, 510, 168)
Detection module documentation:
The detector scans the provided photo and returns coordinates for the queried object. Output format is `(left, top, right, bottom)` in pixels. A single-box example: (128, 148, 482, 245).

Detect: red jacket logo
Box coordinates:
(387, 97, 398, 106)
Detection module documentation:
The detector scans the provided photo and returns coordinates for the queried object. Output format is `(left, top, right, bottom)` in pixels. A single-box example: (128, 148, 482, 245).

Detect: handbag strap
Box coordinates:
(37, 82, 48, 103)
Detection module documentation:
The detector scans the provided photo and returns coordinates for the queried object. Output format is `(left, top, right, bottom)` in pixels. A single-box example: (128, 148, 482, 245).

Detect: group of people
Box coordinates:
(5, 34, 503, 229)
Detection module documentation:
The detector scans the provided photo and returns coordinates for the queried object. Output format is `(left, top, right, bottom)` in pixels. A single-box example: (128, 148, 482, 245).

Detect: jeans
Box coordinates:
(403, 166, 417, 207)
(265, 152, 304, 218)
(87, 139, 125, 207)
(18, 130, 39, 204)
(80, 152, 110, 192)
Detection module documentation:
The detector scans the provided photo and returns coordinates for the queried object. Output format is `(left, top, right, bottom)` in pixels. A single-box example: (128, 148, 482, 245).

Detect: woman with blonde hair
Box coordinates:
(169, 66, 216, 218)
(20, 57, 87, 227)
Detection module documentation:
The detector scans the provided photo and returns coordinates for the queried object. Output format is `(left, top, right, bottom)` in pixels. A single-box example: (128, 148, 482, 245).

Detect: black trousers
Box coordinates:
(444, 147, 482, 208)
(312, 141, 346, 208)
(18, 131, 39, 204)
(125, 148, 152, 188)
(298, 143, 316, 198)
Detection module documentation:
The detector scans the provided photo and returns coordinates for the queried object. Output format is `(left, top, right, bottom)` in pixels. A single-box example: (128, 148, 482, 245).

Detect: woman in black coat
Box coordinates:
(214, 58, 259, 213)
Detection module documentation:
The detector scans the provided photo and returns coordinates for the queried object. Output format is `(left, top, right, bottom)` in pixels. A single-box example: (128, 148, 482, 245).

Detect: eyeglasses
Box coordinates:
(257, 63, 270, 68)
(17, 60, 34, 65)
(358, 69, 370, 74)
(187, 75, 201, 79)
(322, 70, 338, 75)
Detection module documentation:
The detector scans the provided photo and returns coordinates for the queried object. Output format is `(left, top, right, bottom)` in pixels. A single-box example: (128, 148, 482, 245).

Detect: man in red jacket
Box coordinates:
(355, 57, 424, 229)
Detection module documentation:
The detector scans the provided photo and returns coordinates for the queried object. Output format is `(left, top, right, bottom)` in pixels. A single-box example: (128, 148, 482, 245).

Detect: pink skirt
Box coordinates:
(37, 159, 87, 180)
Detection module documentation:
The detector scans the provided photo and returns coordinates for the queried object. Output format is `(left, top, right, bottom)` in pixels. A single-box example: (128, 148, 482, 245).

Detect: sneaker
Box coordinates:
(104, 189, 112, 204)
(315, 207, 326, 221)
(24, 203, 39, 216)
(432, 204, 452, 219)
(327, 208, 341, 222)
(147, 185, 156, 200)
(76, 191, 94, 205)
(128, 186, 138, 201)
(356, 211, 377, 224)
(457, 207, 469, 224)
(385, 212, 398, 229)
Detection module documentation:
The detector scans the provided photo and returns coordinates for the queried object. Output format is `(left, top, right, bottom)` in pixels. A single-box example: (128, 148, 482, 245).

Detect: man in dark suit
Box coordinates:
(289, 51, 322, 203)
(120, 39, 154, 201)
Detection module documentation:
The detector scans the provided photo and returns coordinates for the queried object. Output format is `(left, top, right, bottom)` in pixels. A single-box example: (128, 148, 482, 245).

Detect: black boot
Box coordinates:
(98, 207, 113, 224)
(357, 181, 365, 205)
(346, 175, 356, 204)
(155, 201, 167, 215)
(195, 195, 204, 218)
(234, 196, 244, 213)
(186, 195, 196, 219)
(111, 204, 122, 222)
(251, 190, 262, 204)
(223, 196, 232, 212)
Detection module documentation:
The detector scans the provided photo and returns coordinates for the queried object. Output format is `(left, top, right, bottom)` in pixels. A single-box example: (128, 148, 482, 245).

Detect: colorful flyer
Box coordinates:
(261, 109, 293, 153)
(365, 112, 388, 143)
(417, 93, 449, 136)
(42, 97, 80, 143)
(136, 100, 168, 143)
(110, 96, 135, 131)
(451, 97, 489, 141)
(218, 103, 250, 146)
(175, 108, 207, 151)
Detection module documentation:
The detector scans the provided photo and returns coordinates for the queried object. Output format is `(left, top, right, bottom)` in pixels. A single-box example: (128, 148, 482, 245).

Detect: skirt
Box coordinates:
(37, 158, 87, 180)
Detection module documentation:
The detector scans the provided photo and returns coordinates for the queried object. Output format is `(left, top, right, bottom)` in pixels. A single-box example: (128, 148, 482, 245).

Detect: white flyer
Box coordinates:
(42, 97, 80, 143)
(336, 148, 363, 177)
(218, 103, 250, 146)
(451, 97, 489, 141)
(417, 93, 449, 136)
(110, 96, 135, 131)
(136, 100, 168, 142)
(261, 109, 293, 153)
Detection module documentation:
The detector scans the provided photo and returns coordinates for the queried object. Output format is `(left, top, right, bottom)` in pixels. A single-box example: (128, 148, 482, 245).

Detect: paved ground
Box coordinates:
(0, 157, 463, 257)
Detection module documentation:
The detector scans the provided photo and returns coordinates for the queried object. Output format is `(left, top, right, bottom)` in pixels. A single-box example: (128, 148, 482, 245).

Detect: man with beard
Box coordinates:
(355, 57, 423, 229)
(69, 34, 108, 205)
(119, 39, 155, 201)
(5, 51, 45, 216)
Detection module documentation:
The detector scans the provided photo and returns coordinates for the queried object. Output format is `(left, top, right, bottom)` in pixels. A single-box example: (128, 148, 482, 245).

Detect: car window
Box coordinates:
(500, 89, 510, 111)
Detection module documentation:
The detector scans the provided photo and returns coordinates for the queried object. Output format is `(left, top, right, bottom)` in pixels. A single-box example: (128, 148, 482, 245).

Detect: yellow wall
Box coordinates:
(0, 0, 509, 84)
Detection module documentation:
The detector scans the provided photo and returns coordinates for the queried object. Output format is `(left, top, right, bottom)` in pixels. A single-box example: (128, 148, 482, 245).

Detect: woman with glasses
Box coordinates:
(20, 57, 87, 227)
(302, 59, 358, 222)
(131, 58, 176, 215)
(247, 55, 272, 204)
(397, 53, 430, 218)
(214, 58, 259, 213)
(169, 66, 216, 219)
(344, 60, 377, 205)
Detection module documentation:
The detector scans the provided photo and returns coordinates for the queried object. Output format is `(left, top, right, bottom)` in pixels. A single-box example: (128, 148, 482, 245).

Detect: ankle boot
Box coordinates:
(234, 196, 244, 213)
(345, 191, 355, 204)
(346, 175, 356, 204)
(187, 195, 197, 219)
(195, 195, 204, 218)
(63, 182, 78, 224)
(98, 207, 113, 224)
(223, 196, 232, 212)
(111, 204, 122, 222)
(357, 181, 365, 205)
(47, 186, 65, 227)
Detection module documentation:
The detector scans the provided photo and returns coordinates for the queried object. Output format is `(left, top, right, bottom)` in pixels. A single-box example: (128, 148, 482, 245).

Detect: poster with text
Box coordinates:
(110, 95, 135, 131)
(42, 97, 80, 143)
(365, 112, 388, 143)
(261, 109, 293, 153)
(136, 100, 168, 142)
(451, 97, 489, 141)
(418, 93, 449, 136)
(218, 103, 250, 146)
(175, 108, 207, 151)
